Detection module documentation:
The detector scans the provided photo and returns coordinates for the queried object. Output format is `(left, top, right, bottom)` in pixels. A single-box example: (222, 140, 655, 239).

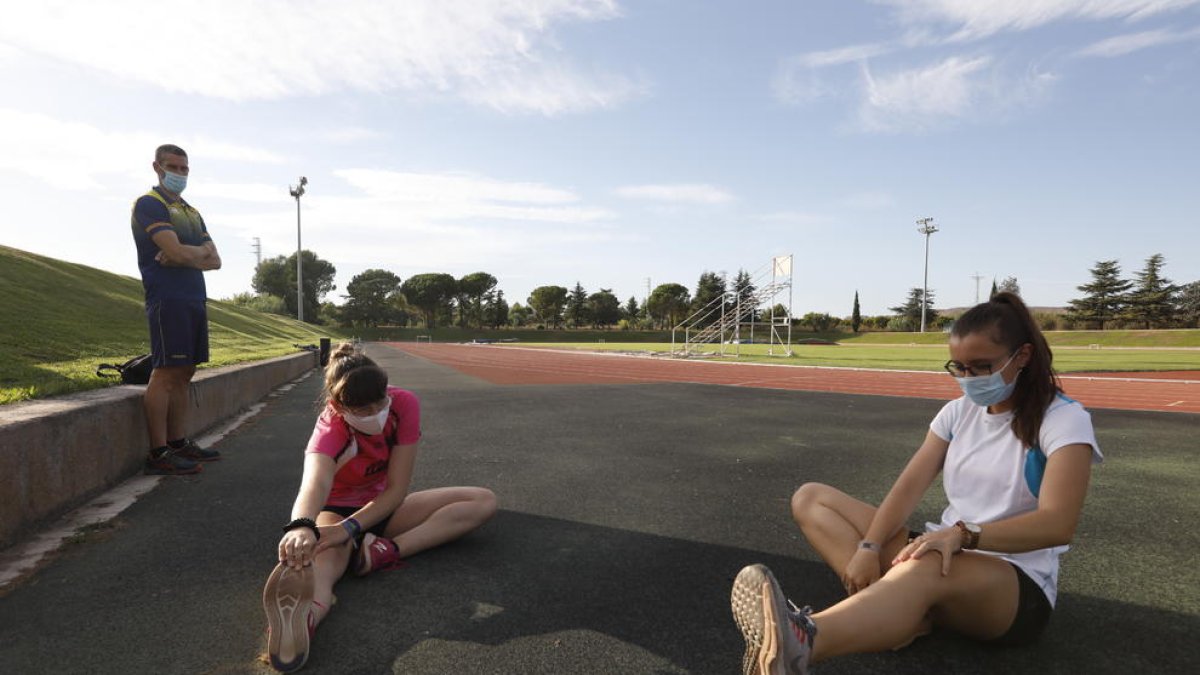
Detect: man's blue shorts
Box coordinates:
(147, 299, 209, 368)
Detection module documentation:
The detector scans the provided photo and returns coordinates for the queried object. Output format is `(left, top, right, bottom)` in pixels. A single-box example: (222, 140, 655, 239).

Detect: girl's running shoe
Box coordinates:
(354, 533, 405, 576)
(263, 562, 315, 672)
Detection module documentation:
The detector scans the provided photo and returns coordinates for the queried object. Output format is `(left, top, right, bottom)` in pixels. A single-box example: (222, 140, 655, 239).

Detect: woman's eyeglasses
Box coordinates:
(943, 351, 1017, 378)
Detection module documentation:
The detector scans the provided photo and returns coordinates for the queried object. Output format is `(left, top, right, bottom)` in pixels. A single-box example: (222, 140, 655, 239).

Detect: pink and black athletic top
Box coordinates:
(304, 386, 421, 507)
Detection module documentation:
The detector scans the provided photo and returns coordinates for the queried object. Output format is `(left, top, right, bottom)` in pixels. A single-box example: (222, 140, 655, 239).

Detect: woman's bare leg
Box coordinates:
(311, 511, 353, 626)
(808, 552, 1020, 663)
(790, 482, 930, 647)
(790, 483, 910, 581)
(382, 487, 497, 558)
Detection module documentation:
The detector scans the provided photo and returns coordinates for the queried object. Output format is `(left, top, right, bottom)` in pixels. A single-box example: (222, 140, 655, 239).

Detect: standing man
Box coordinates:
(131, 144, 222, 475)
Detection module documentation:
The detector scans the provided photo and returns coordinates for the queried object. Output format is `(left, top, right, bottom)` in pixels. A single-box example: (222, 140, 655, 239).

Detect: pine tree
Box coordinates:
(851, 291, 862, 333)
(989, 278, 998, 299)
(624, 296, 640, 321)
(732, 269, 756, 320)
(566, 281, 589, 328)
(691, 271, 727, 326)
(889, 288, 937, 331)
(1065, 260, 1132, 329)
(1124, 254, 1178, 328)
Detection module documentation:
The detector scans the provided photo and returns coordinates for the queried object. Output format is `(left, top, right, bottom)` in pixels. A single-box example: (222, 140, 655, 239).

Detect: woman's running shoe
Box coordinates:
(731, 564, 817, 675)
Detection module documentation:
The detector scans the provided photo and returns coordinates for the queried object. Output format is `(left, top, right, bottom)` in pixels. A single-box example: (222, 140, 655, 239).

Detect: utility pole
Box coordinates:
(289, 177, 308, 322)
(970, 271, 984, 304)
(252, 237, 262, 267)
(916, 217, 938, 332)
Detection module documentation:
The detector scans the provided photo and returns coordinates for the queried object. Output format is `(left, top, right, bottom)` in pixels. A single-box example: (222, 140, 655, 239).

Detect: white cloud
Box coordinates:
(860, 56, 992, 130)
(614, 184, 735, 204)
(318, 127, 388, 144)
(332, 169, 612, 225)
(853, 55, 1056, 132)
(0, 0, 640, 115)
(873, 0, 1200, 42)
(0, 108, 283, 190)
(1075, 25, 1200, 57)
(773, 43, 893, 104)
(792, 42, 894, 69)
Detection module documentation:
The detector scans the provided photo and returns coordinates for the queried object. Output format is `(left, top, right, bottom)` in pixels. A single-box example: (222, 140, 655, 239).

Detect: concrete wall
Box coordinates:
(0, 351, 317, 550)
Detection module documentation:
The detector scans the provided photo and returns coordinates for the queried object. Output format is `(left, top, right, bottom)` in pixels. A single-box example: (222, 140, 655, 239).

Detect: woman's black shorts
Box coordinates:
(320, 505, 389, 537)
(906, 530, 1052, 646)
(989, 562, 1052, 646)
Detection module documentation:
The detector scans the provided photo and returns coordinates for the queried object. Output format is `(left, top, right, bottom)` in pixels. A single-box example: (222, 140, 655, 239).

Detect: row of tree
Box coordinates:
(1065, 255, 1197, 329)
(239, 250, 1200, 331)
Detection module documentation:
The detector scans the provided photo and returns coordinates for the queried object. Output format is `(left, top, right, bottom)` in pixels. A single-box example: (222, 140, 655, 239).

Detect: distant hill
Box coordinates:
(939, 305, 1067, 317)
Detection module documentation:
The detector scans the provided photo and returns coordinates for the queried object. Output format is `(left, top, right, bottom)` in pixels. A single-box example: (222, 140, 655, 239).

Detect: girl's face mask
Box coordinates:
(954, 353, 1019, 407)
(342, 396, 391, 435)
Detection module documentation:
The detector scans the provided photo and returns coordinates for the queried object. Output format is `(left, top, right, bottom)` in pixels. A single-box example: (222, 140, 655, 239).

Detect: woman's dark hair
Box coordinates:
(322, 342, 388, 408)
(951, 292, 1060, 448)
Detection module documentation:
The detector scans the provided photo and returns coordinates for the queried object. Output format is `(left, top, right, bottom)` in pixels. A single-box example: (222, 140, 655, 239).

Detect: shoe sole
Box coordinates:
(732, 564, 799, 675)
(180, 454, 221, 462)
(263, 562, 314, 673)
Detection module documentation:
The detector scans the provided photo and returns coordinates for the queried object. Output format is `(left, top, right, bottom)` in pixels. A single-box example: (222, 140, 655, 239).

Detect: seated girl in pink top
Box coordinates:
(263, 342, 497, 672)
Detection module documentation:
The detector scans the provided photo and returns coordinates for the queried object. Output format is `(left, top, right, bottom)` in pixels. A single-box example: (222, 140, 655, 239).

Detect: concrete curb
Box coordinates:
(0, 351, 317, 550)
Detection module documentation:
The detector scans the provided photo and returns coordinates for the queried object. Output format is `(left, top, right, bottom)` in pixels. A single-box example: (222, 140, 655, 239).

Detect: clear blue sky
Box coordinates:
(2, 1, 1198, 316)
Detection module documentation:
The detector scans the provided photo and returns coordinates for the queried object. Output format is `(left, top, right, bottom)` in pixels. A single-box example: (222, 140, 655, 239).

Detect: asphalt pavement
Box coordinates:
(0, 344, 1195, 674)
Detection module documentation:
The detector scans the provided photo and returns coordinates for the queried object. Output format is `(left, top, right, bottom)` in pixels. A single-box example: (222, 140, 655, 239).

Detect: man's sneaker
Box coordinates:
(172, 438, 220, 462)
(354, 533, 405, 577)
(144, 448, 202, 475)
(263, 562, 315, 673)
(731, 564, 817, 675)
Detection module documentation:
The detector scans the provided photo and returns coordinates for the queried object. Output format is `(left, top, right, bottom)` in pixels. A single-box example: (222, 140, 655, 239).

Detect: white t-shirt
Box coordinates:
(928, 393, 1102, 606)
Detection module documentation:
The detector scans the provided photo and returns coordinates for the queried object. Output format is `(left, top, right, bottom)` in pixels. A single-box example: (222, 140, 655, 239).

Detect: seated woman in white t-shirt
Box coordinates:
(731, 292, 1103, 674)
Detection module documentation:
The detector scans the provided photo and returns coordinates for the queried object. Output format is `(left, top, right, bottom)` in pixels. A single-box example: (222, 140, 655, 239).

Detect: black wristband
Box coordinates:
(283, 517, 320, 540)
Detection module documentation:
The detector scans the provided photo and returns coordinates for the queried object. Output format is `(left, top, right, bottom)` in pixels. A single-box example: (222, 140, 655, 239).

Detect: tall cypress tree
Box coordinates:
(851, 291, 862, 333)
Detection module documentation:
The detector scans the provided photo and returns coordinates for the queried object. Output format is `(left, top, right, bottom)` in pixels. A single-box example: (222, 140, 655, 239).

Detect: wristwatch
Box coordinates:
(954, 520, 981, 550)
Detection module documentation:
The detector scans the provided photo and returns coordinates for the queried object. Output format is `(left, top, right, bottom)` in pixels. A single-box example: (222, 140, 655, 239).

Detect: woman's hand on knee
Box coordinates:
(892, 530, 962, 575)
(842, 548, 882, 595)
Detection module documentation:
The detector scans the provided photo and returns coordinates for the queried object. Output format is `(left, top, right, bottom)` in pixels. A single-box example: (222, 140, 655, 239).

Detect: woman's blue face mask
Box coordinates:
(954, 352, 1020, 407)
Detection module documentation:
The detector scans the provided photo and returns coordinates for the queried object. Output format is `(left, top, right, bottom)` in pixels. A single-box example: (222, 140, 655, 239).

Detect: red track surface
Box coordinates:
(389, 343, 1200, 414)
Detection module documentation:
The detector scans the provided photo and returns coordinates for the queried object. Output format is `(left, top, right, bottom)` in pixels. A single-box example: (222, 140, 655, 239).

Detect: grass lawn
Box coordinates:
(507, 341, 1200, 373)
(0, 245, 343, 404)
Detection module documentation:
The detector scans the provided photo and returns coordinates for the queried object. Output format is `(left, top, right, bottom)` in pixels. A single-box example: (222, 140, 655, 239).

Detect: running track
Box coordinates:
(388, 343, 1199, 414)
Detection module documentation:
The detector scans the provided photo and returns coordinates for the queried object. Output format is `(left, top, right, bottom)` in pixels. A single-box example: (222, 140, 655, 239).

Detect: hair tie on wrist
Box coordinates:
(283, 517, 320, 540)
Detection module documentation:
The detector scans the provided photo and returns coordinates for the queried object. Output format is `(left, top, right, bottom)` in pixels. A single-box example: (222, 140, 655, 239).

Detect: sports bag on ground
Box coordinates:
(96, 354, 154, 385)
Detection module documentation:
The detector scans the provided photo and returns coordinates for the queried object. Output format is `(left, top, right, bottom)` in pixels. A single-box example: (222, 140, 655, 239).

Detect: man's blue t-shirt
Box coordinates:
(130, 187, 210, 302)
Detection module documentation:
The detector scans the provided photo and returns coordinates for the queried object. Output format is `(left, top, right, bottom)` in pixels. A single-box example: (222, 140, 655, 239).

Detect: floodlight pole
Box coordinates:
(917, 217, 938, 332)
(289, 177, 308, 322)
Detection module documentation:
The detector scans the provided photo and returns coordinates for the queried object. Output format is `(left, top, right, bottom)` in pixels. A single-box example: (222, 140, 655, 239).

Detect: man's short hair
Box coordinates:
(155, 144, 188, 162)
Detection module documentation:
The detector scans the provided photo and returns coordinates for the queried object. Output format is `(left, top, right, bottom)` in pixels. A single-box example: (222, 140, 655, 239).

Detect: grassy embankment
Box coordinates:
(0, 245, 340, 404)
